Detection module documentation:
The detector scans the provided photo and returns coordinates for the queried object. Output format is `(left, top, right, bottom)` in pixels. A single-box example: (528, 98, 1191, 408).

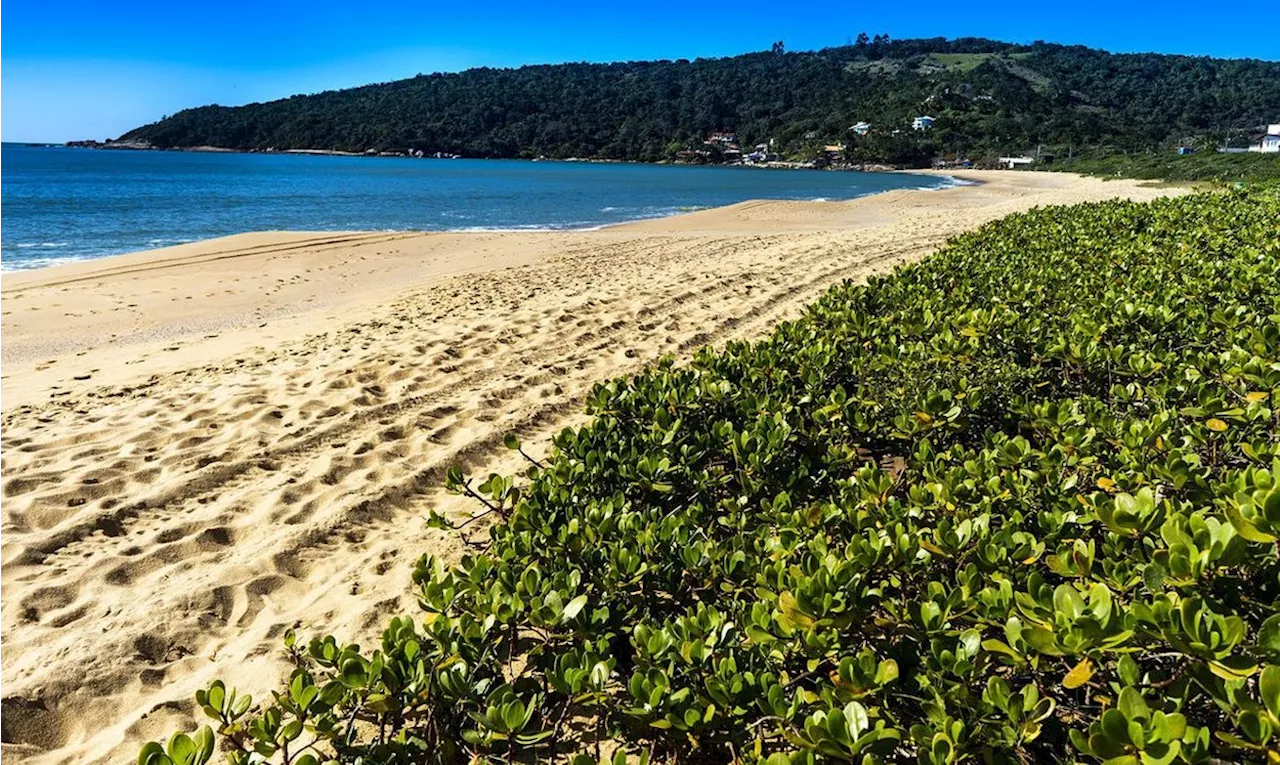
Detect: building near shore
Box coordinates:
(1248, 124, 1280, 153)
(705, 131, 739, 147)
(999, 156, 1035, 169)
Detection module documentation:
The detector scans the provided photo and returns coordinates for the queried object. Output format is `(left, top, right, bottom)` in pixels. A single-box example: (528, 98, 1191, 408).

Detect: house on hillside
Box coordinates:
(1248, 124, 1280, 153)
(850, 121, 872, 136)
(912, 115, 935, 131)
(700, 131, 742, 162)
(998, 156, 1035, 169)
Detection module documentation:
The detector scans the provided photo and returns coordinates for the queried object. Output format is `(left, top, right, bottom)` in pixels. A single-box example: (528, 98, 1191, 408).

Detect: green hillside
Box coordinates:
(117, 37, 1280, 164)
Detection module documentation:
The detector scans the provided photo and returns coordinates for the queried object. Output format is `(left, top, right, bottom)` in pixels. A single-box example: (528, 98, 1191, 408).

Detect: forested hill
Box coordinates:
(118, 37, 1280, 163)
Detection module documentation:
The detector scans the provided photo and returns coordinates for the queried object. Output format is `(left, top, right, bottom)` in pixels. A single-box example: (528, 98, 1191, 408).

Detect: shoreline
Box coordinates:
(51, 140, 921, 171)
(0, 172, 968, 277)
(0, 171, 1184, 765)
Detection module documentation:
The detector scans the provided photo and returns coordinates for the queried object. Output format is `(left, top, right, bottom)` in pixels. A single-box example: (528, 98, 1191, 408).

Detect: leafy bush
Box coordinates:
(143, 188, 1280, 764)
(1053, 151, 1280, 184)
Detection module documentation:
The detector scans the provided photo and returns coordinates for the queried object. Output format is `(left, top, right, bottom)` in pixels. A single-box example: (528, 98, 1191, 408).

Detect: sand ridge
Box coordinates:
(0, 171, 1184, 763)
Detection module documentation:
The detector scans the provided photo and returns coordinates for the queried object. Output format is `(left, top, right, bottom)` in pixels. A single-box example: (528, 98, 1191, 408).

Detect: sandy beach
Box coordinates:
(0, 171, 1184, 763)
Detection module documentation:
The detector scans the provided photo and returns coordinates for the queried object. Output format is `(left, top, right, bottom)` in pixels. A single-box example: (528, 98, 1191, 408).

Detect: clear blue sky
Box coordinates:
(3, 0, 1277, 143)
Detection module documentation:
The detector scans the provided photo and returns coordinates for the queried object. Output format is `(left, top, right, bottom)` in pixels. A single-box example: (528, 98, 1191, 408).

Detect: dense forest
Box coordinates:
(118, 37, 1280, 164)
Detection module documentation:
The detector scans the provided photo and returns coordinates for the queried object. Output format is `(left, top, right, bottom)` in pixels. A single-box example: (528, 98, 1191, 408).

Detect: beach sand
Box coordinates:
(0, 171, 1183, 763)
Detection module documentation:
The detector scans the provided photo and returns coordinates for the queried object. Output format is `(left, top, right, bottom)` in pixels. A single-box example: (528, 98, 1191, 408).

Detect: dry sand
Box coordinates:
(0, 171, 1183, 762)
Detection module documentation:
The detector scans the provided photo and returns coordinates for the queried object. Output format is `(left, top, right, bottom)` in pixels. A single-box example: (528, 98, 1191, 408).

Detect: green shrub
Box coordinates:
(144, 188, 1280, 764)
(1053, 151, 1280, 184)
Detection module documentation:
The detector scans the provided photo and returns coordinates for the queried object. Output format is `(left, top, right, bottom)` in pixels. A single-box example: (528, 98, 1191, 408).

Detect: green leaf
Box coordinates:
(167, 733, 195, 765)
(1139, 750, 1179, 765)
(982, 639, 1023, 662)
(1118, 688, 1149, 721)
(1118, 655, 1141, 687)
(1208, 655, 1258, 681)
(503, 701, 530, 733)
(192, 727, 214, 765)
(845, 701, 869, 738)
(339, 658, 367, 688)
(875, 659, 899, 685)
(1260, 665, 1280, 721)
(779, 591, 816, 630)
(281, 719, 303, 742)
(1224, 500, 1277, 543)
(1102, 709, 1132, 744)
(562, 594, 589, 621)
(205, 683, 225, 714)
(138, 742, 172, 765)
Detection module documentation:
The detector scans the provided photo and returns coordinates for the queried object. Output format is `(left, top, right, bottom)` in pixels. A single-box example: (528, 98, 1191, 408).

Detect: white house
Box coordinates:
(999, 156, 1035, 169)
(912, 115, 935, 131)
(850, 121, 872, 135)
(1248, 124, 1280, 153)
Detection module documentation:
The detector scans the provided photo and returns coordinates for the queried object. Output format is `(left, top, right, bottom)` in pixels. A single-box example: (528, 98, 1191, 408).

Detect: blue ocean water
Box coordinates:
(0, 145, 955, 271)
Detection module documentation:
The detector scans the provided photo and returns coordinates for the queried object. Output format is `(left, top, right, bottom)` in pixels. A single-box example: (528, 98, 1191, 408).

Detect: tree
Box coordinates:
(771, 40, 785, 54)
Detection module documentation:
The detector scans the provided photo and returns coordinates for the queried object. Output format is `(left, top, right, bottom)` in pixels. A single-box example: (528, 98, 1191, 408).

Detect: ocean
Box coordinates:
(0, 144, 956, 271)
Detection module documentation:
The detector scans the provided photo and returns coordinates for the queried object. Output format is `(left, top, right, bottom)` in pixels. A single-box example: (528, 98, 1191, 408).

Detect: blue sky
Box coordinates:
(3, 0, 1277, 142)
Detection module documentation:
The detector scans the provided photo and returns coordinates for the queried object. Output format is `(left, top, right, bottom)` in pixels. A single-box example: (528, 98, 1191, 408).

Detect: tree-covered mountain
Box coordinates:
(118, 37, 1280, 164)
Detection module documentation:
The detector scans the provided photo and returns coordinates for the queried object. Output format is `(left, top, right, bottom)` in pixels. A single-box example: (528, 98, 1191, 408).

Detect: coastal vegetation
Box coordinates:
(116, 37, 1280, 165)
(141, 187, 1280, 764)
(1049, 151, 1280, 184)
